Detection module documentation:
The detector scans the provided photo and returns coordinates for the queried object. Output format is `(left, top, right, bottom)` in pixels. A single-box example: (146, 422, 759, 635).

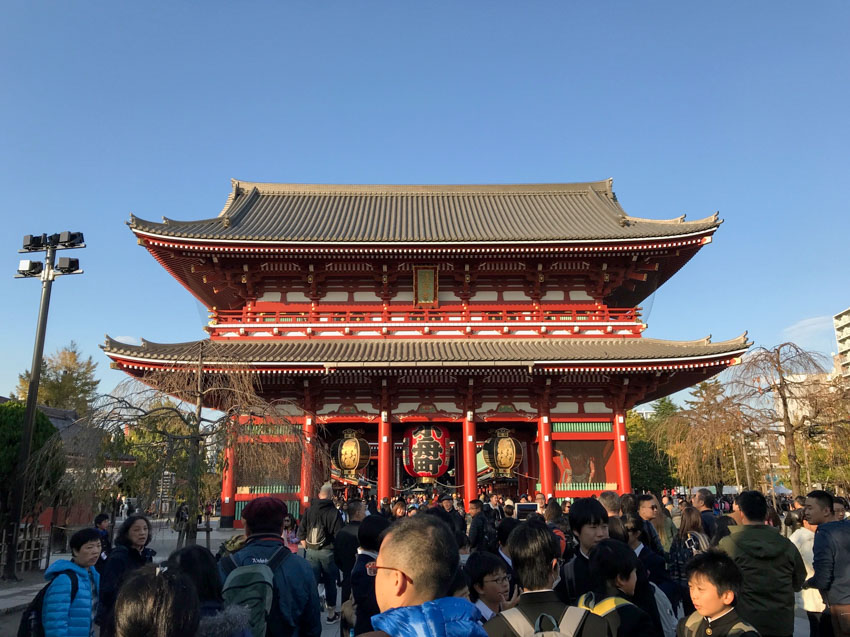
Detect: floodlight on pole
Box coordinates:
(4, 231, 85, 581)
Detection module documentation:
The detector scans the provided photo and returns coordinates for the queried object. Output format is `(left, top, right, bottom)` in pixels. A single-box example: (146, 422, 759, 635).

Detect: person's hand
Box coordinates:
(502, 586, 520, 610)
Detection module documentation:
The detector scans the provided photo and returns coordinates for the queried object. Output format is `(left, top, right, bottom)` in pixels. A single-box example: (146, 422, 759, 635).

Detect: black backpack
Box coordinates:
(18, 570, 79, 637)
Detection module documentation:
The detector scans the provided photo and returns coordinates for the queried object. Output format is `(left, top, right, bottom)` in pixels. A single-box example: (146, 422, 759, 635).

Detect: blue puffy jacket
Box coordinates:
(371, 597, 487, 637)
(42, 559, 100, 637)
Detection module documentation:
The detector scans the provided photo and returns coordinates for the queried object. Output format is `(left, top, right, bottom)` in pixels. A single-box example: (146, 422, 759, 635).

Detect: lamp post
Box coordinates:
(4, 232, 84, 580)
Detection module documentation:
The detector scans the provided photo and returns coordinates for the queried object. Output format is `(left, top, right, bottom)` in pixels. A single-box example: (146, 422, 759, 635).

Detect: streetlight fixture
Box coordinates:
(4, 231, 85, 580)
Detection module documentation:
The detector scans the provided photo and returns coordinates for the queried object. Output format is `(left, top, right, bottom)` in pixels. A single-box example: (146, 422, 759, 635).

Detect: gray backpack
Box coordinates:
(501, 606, 588, 637)
(221, 546, 290, 637)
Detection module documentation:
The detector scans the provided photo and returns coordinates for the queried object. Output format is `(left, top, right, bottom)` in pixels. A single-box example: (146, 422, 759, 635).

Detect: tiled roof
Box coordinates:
(102, 335, 749, 367)
(128, 179, 721, 244)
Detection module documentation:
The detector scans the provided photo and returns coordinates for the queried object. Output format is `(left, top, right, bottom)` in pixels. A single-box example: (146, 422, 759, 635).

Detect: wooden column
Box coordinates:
(378, 409, 392, 503)
(299, 414, 315, 514)
(613, 410, 631, 493)
(537, 415, 554, 499)
(220, 444, 236, 528)
(462, 411, 478, 507)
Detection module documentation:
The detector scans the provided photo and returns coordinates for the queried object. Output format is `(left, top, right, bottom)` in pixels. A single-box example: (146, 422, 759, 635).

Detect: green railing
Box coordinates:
(245, 484, 300, 494)
(551, 421, 612, 433)
(236, 499, 300, 521)
(240, 425, 300, 435)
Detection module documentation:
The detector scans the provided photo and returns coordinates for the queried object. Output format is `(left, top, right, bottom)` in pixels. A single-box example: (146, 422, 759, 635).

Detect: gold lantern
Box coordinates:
(482, 428, 523, 478)
(330, 429, 370, 478)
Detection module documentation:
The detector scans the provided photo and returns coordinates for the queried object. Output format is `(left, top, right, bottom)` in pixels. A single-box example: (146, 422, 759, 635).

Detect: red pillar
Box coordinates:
(613, 410, 631, 493)
(220, 444, 236, 528)
(378, 410, 392, 503)
(462, 412, 478, 507)
(300, 415, 315, 514)
(538, 415, 554, 499)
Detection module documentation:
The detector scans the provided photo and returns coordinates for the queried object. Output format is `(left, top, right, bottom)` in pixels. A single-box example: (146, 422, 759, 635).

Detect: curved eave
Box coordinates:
(130, 225, 719, 250)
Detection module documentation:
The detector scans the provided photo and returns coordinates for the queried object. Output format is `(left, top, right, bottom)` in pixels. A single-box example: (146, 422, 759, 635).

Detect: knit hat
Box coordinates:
(242, 496, 288, 534)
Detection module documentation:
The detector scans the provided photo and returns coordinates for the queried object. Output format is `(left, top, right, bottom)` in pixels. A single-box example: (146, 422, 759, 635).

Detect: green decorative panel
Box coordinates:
(235, 496, 300, 521)
(551, 421, 612, 433)
(537, 482, 618, 492)
(240, 424, 300, 435)
(246, 484, 300, 494)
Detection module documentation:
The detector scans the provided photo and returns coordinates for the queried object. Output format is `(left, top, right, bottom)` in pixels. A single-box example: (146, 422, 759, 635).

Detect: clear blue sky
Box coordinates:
(1, 2, 848, 400)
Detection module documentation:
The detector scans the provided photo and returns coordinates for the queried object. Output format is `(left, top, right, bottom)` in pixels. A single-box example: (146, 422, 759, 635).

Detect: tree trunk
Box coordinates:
(185, 343, 204, 546)
(776, 359, 802, 497)
(740, 434, 753, 490)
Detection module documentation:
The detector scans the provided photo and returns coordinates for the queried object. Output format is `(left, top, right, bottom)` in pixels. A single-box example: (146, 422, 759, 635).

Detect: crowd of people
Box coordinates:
(29, 484, 850, 637)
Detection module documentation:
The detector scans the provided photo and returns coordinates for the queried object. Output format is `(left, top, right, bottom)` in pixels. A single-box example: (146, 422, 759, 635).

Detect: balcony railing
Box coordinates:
(207, 304, 644, 339)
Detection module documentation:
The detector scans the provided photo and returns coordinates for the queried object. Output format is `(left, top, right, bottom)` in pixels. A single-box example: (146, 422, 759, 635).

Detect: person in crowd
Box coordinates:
(97, 514, 155, 637)
(335, 498, 365, 610)
(765, 507, 782, 529)
(350, 514, 391, 636)
(578, 538, 657, 637)
(469, 499, 498, 553)
(93, 513, 112, 574)
(297, 482, 343, 624)
(167, 545, 251, 637)
(637, 494, 667, 555)
(113, 565, 199, 637)
(544, 499, 569, 557)
(620, 493, 637, 518)
(789, 509, 826, 637)
(652, 495, 678, 553)
(406, 503, 418, 517)
(282, 513, 299, 553)
(534, 492, 547, 514)
(457, 532, 472, 566)
(710, 516, 737, 547)
(503, 503, 515, 519)
(718, 490, 805, 637)
(487, 493, 505, 524)
(692, 489, 718, 538)
(677, 549, 759, 637)
(556, 497, 609, 604)
(834, 497, 848, 521)
(804, 489, 850, 637)
(668, 506, 711, 614)
(623, 513, 680, 611)
(465, 551, 512, 622)
(363, 514, 486, 637)
(483, 519, 608, 637)
(495, 517, 520, 600)
(783, 507, 803, 539)
(391, 499, 407, 520)
(220, 496, 321, 637)
(440, 494, 467, 535)
(42, 527, 102, 637)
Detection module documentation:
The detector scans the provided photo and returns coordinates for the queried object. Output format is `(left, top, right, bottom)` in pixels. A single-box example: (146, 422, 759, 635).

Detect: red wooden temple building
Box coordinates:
(103, 179, 749, 526)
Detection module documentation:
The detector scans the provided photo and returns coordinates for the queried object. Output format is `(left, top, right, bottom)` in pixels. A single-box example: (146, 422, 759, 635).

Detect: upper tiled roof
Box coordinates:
(129, 179, 721, 245)
(102, 335, 749, 367)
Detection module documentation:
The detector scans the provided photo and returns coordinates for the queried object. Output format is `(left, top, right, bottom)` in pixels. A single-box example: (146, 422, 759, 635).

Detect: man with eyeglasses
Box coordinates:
(361, 514, 487, 637)
(637, 493, 666, 555)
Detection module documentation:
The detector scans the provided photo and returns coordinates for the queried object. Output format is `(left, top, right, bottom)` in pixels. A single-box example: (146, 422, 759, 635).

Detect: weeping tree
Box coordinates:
(88, 342, 330, 545)
(651, 380, 745, 496)
(731, 343, 839, 497)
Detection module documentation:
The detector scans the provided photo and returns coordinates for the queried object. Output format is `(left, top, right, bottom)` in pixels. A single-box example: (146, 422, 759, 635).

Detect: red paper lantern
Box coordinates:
(402, 424, 449, 483)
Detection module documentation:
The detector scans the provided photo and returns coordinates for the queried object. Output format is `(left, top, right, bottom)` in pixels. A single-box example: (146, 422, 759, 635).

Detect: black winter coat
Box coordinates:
(297, 498, 343, 549)
(96, 543, 155, 637)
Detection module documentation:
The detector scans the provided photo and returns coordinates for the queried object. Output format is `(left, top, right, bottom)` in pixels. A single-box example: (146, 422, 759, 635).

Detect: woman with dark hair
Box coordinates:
(709, 515, 738, 547)
(579, 539, 656, 637)
(41, 527, 102, 637)
(666, 505, 709, 614)
(166, 545, 251, 637)
(464, 551, 510, 622)
(350, 514, 390, 635)
(97, 514, 155, 637)
(114, 565, 199, 637)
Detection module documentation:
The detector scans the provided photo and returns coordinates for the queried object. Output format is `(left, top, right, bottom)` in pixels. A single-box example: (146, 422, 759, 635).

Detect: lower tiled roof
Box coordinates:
(102, 335, 750, 367)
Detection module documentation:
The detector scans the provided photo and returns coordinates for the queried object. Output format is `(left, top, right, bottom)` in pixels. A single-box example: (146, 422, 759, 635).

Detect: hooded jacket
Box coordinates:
(42, 559, 100, 637)
(297, 498, 343, 550)
(369, 597, 487, 637)
(216, 535, 322, 637)
(718, 524, 805, 636)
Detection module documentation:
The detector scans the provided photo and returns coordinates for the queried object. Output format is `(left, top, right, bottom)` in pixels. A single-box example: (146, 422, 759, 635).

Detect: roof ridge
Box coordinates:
(229, 179, 616, 196)
(623, 211, 722, 227)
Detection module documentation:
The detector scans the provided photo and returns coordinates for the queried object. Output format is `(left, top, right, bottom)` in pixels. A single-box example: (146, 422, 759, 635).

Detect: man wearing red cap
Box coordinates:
(218, 496, 322, 636)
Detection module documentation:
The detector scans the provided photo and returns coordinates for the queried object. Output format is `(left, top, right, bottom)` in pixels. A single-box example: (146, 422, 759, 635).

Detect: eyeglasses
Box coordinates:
(366, 562, 414, 584)
(483, 575, 509, 585)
